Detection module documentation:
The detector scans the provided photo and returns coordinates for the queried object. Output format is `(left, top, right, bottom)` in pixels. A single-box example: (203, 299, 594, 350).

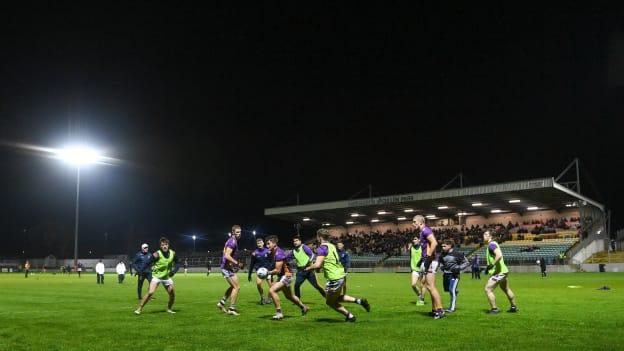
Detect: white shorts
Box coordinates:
(411, 271, 423, 280)
(151, 277, 174, 287)
(221, 269, 236, 279)
(420, 260, 439, 274)
(489, 273, 508, 283)
(278, 275, 293, 287)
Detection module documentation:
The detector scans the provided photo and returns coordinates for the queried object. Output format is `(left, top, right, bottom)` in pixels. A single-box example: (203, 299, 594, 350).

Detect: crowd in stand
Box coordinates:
(337, 217, 580, 256)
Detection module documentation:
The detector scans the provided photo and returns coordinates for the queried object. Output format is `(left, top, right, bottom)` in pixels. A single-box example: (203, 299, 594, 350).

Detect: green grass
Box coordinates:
(2, 272, 623, 351)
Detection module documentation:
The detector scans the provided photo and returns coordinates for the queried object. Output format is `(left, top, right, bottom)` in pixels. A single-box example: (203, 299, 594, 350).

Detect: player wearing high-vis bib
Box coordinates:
(409, 236, 426, 305)
(134, 237, 180, 315)
(485, 241, 508, 275)
(152, 248, 177, 279)
(305, 229, 370, 322)
(292, 236, 326, 300)
(483, 230, 518, 314)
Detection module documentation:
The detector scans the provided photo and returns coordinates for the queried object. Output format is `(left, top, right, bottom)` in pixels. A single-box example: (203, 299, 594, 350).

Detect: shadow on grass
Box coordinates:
(314, 318, 345, 323)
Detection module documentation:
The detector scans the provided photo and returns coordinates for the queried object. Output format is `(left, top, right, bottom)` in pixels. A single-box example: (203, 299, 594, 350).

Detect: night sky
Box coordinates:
(1, 3, 623, 257)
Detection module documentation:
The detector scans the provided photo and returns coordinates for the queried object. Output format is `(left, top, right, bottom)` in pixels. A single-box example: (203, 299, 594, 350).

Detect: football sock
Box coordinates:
(356, 299, 362, 305)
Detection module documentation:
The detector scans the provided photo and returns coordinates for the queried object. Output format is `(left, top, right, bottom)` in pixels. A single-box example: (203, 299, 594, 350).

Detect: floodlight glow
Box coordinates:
(509, 199, 521, 203)
(302, 217, 311, 222)
(377, 210, 387, 215)
(56, 146, 103, 166)
(565, 204, 573, 207)
(426, 215, 436, 219)
(322, 223, 331, 226)
(457, 212, 468, 216)
(404, 209, 414, 213)
(192, 235, 197, 240)
(350, 213, 360, 217)
(397, 216, 407, 220)
(491, 209, 502, 213)
(527, 207, 539, 211)
(345, 221, 354, 225)
(371, 219, 380, 223)
(437, 206, 448, 210)
(472, 203, 482, 207)
(252, 231, 256, 235)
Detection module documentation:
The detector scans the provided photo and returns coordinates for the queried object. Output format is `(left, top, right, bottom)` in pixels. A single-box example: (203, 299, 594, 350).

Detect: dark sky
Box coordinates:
(1, 3, 623, 257)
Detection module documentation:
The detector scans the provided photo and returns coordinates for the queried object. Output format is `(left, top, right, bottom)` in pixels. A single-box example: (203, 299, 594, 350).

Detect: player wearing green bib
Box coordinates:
(409, 235, 427, 305)
(135, 237, 180, 315)
(305, 229, 370, 322)
(483, 230, 518, 314)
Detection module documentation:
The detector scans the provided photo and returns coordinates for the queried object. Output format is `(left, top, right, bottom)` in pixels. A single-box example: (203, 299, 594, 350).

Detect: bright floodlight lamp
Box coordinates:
(192, 235, 197, 240)
(57, 146, 103, 166)
(53, 145, 106, 271)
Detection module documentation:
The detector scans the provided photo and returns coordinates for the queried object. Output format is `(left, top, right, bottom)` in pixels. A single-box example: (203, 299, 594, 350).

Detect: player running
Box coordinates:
(483, 230, 518, 314)
(217, 225, 244, 316)
(134, 237, 179, 315)
(248, 237, 274, 305)
(265, 235, 309, 320)
(292, 235, 326, 300)
(440, 240, 470, 312)
(305, 229, 370, 322)
(412, 215, 445, 319)
(409, 235, 427, 305)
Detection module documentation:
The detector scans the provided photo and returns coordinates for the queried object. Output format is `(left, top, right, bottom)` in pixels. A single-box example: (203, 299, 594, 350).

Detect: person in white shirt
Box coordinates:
(116, 261, 127, 284)
(95, 260, 105, 284)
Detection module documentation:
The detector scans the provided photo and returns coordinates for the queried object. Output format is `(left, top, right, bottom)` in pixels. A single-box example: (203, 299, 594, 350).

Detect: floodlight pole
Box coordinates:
(73, 167, 81, 270)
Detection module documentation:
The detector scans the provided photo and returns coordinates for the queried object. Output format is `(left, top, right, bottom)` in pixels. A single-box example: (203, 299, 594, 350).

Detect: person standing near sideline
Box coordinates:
(24, 260, 31, 278)
(77, 262, 84, 278)
(539, 257, 547, 277)
(337, 242, 351, 293)
(471, 254, 481, 279)
(133, 243, 153, 300)
(116, 261, 127, 283)
(95, 260, 105, 284)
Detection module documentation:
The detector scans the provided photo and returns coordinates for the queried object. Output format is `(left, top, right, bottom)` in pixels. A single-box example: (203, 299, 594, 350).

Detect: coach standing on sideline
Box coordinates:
(95, 260, 105, 284)
(133, 243, 153, 300)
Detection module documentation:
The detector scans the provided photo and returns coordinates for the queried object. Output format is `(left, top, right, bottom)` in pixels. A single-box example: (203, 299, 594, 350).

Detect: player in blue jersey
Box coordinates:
(248, 237, 274, 305)
(266, 235, 309, 320)
(217, 225, 244, 316)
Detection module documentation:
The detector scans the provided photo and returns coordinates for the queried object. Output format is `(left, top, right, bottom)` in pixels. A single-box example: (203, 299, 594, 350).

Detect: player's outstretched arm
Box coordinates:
(306, 255, 325, 271)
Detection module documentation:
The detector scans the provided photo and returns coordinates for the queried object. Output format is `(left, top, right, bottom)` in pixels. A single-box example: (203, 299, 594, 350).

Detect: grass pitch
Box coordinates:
(2, 272, 623, 351)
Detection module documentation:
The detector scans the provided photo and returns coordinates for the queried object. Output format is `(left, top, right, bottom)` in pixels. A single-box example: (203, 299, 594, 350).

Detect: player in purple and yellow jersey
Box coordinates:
(412, 215, 445, 319)
(217, 225, 244, 316)
(265, 235, 309, 320)
(306, 229, 370, 322)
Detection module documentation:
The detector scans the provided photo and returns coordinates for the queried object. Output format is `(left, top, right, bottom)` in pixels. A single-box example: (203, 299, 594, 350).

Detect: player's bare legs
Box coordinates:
(425, 272, 443, 310)
(136, 280, 158, 313)
(485, 278, 499, 309)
